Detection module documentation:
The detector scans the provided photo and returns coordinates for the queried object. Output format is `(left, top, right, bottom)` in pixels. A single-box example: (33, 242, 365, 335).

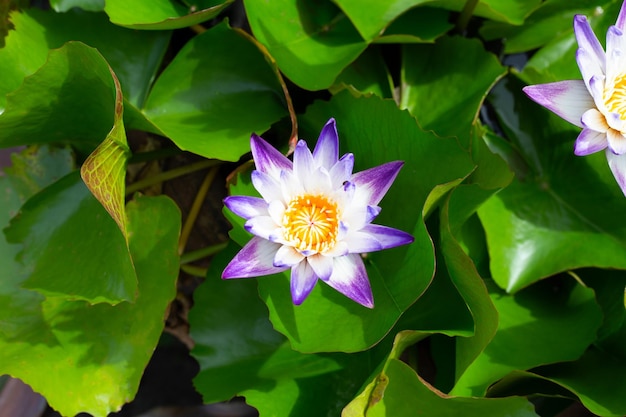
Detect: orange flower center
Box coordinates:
(605, 74, 626, 120)
(283, 194, 339, 254)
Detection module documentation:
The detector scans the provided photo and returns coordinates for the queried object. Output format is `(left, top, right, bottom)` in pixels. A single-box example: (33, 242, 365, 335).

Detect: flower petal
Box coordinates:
(329, 153, 355, 187)
(222, 237, 287, 278)
(574, 128, 608, 156)
(359, 224, 415, 250)
(294, 139, 316, 180)
(251, 133, 292, 178)
(605, 26, 626, 84)
(267, 200, 286, 226)
(618, 1, 626, 31)
(245, 216, 280, 241)
(324, 254, 374, 308)
(343, 231, 382, 253)
(522, 80, 594, 128)
(607, 129, 626, 155)
(312, 118, 339, 170)
(581, 108, 609, 132)
(252, 170, 283, 203)
(606, 149, 626, 196)
(223, 196, 268, 220)
(576, 47, 605, 92)
(290, 260, 318, 305)
(351, 161, 404, 206)
(307, 253, 334, 281)
(274, 245, 304, 267)
(574, 15, 606, 75)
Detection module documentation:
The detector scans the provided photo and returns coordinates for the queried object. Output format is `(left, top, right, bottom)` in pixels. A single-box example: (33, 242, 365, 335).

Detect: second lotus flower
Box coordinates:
(222, 118, 414, 308)
(523, 2, 626, 194)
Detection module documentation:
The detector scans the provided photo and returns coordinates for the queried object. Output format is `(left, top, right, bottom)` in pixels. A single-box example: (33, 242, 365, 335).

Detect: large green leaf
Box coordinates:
(450, 277, 602, 396)
(244, 0, 368, 90)
(400, 36, 506, 146)
(142, 21, 288, 162)
(480, 77, 626, 292)
(0, 154, 180, 417)
(50, 0, 104, 12)
(374, 6, 453, 44)
(430, 0, 542, 25)
(191, 242, 379, 415)
(331, 48, 394, 98)
(0, 8, 169, 110)
(5, 170, 136, 304)
(223, 91, 474, 353)
(104, 0, 233, 30)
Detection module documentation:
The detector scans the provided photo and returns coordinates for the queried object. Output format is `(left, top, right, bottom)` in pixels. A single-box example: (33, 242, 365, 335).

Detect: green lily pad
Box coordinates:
(430, 0, 541, 25)
(0, 8, 169, 110)
(50, 0, 105, 12)
(80, 68, 130, 237)
(480, 77, 626, 292)
(244, 0, 368, 90)
(375, 6, 453, 44)
(331, 48, 394, 98)
(5, 170, 136, 304)
(104, 0, 233, 30)
(450, 277, 602, 396)
(0, 147, 180, 416)
(142, 21, 288, 162)
(400, 36, 506, 147)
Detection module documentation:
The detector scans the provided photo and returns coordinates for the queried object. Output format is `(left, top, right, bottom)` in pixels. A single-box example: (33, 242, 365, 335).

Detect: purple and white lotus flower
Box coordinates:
(222, 118, 414, 308)
(523, 2, 626, 195)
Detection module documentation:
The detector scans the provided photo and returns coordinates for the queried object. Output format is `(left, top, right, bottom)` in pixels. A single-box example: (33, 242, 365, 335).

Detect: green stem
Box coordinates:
(456, 0, 479, 34)
(178, 166, 220, 255)
(126, 159, 220, 196)
(180, 242, 228, 264)
(180, 264, 208, 278)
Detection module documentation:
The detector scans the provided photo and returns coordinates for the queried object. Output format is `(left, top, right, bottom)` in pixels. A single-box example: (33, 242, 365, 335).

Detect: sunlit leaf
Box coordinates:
(50, 0, 105, 12)
(400, 36, 506, 147)
(81, 67, 130, 237)
(0, 195, 180, 417)
(104, 0, 233, 30)
(375, 6, 453, 44)
(244, 0, 368, 90)
(143, 21, 288, 162)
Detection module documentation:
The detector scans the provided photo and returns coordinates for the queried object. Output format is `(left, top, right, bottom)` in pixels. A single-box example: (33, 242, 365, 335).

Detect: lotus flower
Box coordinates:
(222, 118, 414, 308)
(523, 2, 626, 194)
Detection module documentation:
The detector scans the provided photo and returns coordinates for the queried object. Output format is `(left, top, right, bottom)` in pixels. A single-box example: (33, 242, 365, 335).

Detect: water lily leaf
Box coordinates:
(5, 170, 135, 303)
(374, 6, 453, 44)
(0, 195, 180, 417)
(224, 91, 474, 353)
(0, 8, 169, 110)
(480, 77, 626, 292)
(345, 331, 539, 417)
(430, 0, 541, 25)
(450, 276, 602, 397)
(80, 67, 130, 237)
(50, 0, 104, 12)
(243, 0, 368, 91)
(191, 242, 378, 414)
(104, 0, 233, 30)
(142, 20, 288, 162)
(331, 48, 394, 98)
(480, 0, 609, 54)
(0, 146, 75, 339)
(400, 36, 506, 147)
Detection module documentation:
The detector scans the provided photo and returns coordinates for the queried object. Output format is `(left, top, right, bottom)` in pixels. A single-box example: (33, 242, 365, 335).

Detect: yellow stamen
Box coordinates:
(283, 194, 339, 254)
(605, 74, 626, 119)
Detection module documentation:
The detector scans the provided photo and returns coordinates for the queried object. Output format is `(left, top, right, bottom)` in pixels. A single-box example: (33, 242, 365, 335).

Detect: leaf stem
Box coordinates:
(456, 0, 479, 33)
(180, 264, 208, 277)
(180, 242, 228, 264)
(178, 166, 220, 255)
(128, 147, 184, 164)
(126, 159, 220, 196)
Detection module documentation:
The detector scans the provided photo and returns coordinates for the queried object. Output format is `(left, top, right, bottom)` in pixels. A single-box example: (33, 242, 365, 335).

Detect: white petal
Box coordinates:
(606, 26, 626, 85)
(359, 224, 415, 250)
(307, 253, 334, 281)
(574, 129, 608, 156)
(293, 140, 316, 182)
(312, 118, 339, 170)
(290, 261, 318, 305)
(343, 231, 382, 253)
(607, 129, 626, 154)
(581, 108, 609, 132)
(574, 15, 606, 72)
(222, 237, 287, 278)
(268, 200, 286, 226)
(618, 1, 626, 31)
(351, 161, 404, 206)
(576, 48, 606, 91)
(223, 196, 268, 219)
(606, 149, 626, 196)
(324, 254, 374, 308)
(245, 216, 280, 241)
(274, 245, 304, 267)
(522, 81, 595, 128)
(280, 169, 304, 202)
(329, 153, 354, 188)
(252, 170, 283, 203)
(323, 240, 349, 257)
(250, 133, 292, 179)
